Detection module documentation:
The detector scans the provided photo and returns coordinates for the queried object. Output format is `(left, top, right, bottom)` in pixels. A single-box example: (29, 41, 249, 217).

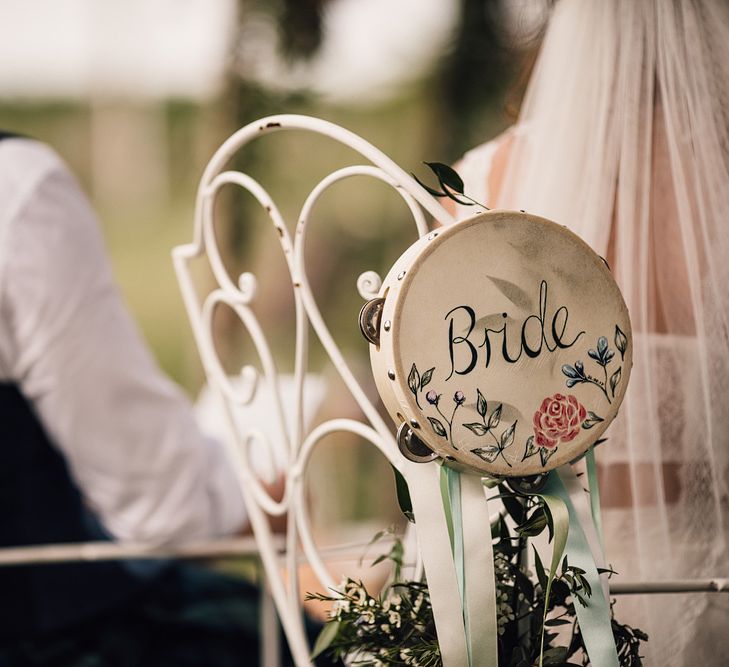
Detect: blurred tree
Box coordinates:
(432, 0, 519, 156)
(227, 0, 520, 176)
(276, 0, 333, 62)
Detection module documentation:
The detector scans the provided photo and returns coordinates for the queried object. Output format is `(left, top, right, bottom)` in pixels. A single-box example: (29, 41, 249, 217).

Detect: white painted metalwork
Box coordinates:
(172, 114, 454, 666)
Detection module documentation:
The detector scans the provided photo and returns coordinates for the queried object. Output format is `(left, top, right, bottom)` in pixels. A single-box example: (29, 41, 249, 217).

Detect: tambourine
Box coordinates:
(362, 210, 632, 478)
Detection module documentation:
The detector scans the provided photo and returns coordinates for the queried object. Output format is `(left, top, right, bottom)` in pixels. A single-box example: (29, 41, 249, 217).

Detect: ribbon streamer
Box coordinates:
(406, 463, 468, 667)
(559, 464, 609, 601)
(541, 469, 619, 667)
(460, 473, 498, 666)
(443, 467, 499, 667)
(585, 449, 604, 551)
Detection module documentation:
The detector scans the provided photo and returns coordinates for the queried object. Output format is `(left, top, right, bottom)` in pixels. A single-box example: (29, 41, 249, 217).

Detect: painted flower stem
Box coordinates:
(435, 403, 461, 449)
(586, 374, 612, 404)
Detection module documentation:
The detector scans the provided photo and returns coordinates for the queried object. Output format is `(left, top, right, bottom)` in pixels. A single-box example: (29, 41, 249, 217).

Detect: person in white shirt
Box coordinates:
(0, 132, 289, 664)
(0, 135, 247, 544)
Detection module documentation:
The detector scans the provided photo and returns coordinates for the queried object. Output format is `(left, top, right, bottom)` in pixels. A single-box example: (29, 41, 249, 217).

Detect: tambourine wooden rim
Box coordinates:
(367, 210, 633, 477)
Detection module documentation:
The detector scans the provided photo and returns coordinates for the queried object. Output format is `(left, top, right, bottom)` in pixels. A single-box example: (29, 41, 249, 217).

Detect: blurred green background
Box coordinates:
(0, 0, 537, 529)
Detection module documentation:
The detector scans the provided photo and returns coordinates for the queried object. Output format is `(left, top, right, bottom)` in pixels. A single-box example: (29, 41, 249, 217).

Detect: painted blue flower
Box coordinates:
(562, 361, 587, 388)
(453, 390, 465, 406)
(426, 390, 440, 406)
(588, 336, 615, 366)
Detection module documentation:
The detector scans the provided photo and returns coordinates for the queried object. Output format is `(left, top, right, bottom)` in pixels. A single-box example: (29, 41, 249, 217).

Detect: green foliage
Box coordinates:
(308, 492, 648, 666)
(413, 161, 489, 209)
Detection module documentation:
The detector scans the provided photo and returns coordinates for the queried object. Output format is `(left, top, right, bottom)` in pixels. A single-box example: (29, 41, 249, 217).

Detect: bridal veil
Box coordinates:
(453, 0, 729, 663)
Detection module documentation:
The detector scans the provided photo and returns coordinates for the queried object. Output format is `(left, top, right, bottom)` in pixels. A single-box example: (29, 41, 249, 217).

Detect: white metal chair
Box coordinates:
(172, 113, 454, 666)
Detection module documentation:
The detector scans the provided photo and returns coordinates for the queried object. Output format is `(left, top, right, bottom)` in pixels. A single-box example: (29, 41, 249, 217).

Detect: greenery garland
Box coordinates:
(308, 484, 647, 667)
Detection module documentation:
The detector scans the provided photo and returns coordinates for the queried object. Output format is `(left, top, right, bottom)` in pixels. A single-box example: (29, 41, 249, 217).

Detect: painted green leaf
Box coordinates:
(471, 445, 500, 463)
(407, 363, 420, 396)
(539, 446, 557, 467)
(500, 421, 517, 449)
(521, 435, 537, 460)
(420, 367, 435, 389)
(582, 411, 604, 429)
(610, 367, 622, 397)
(428, 416, 447, 438)
(476, 388, 487, 417)
(463, 422, 488, 436)
(615, 324, 628, 360)
(488, 403, 503, 430)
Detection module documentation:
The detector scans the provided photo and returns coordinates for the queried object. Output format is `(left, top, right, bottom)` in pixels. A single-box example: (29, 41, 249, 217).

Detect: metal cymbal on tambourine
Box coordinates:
(363, 210, 632, 478)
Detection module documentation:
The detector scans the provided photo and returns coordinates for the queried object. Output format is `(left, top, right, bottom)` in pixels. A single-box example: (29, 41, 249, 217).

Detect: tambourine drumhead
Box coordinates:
(370, 210, 632, 477)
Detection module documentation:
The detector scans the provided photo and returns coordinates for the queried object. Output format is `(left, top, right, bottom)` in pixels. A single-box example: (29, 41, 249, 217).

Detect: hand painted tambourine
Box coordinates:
(361, 210, 632, 479)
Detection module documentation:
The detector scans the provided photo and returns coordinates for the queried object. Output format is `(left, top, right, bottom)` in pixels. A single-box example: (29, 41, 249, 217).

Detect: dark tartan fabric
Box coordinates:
(0, 563, 263, 666)
(0, 562, 337, 666)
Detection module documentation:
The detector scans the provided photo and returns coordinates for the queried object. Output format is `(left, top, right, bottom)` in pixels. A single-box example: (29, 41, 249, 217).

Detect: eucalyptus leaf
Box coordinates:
(420, 367, 435, 389)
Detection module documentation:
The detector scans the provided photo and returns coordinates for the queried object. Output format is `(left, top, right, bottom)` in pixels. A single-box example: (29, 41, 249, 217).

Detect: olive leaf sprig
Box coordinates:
(413, 161, 489, 209)
(463, 388, 516, 467)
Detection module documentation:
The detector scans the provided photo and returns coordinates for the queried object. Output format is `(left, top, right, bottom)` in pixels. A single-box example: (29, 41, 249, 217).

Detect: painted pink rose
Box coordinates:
(532, 394, 586, 449)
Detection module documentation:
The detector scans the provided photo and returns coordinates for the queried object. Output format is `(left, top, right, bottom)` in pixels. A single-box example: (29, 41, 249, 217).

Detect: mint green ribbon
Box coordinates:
(585, 448, 604, 551)
(541, 470, 619, 667)
(534, 490, 570, 667)
(436, 462, 614, 667)
(441, 466, 498, 667)
(443, 468, 470, 664)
